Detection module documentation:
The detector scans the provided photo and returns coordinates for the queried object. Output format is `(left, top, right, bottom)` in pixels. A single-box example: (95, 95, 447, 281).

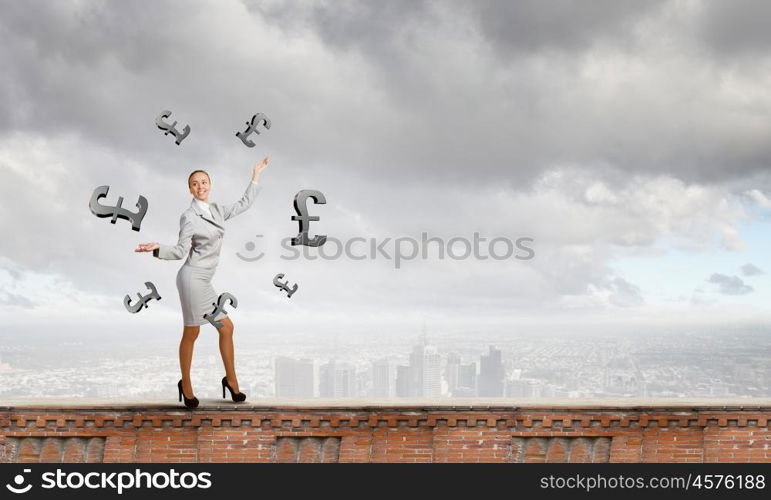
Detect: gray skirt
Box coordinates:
(176, 264, 227, 327)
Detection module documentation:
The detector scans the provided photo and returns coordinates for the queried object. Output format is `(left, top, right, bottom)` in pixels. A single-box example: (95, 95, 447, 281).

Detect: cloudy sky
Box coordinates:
(1, 0, 771, 341)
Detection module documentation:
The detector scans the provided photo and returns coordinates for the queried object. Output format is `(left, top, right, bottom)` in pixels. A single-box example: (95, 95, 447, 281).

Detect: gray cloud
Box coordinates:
(472, 0, 666, 55)
(707, 273, 754, 296)
(0, 0, 769, 191)
(0, 290, 36, 308)
(0, 0, 769, 332)
(250, 0, 665, 60)
(607, 277, 644, 308)
(741, 263, 764, 277)
(250, 0, 434, 53)
(0, 263, 23, 281)
(694, 0, 771, 57)
(244, 0, 771, 185)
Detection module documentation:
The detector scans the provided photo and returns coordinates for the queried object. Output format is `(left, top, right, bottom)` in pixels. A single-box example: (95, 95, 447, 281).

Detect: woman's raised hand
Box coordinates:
(252, 157, 269, 182)
(135, 242, 160, 253)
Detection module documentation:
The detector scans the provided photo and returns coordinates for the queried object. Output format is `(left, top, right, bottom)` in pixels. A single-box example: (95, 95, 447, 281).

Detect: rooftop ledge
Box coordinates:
(3, 398, 768, 463)
(2, 397, 770, 411)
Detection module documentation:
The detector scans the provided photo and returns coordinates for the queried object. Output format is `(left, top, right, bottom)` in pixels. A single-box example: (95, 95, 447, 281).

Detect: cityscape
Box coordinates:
(0, 325, 768, 401)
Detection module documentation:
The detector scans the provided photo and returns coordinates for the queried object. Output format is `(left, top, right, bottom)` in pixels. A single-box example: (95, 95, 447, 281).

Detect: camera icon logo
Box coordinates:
(236, 234, 265, 262)
(5, 469, 32, 494)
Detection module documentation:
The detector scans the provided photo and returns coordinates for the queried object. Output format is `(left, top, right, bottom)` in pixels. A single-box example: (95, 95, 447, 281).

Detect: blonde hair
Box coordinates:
(187, 170, 211, 187)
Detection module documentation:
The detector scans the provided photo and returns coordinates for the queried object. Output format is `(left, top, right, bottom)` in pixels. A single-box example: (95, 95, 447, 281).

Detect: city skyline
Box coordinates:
(1, 326, 767, 400)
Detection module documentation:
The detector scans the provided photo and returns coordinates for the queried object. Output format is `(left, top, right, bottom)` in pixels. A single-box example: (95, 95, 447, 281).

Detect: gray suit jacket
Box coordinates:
(154, 181, 261, 269)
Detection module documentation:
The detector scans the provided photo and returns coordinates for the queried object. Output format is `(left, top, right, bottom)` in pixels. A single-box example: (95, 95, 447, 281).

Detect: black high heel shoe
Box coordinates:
(222, 376, 246, 402)
(178, 380, 199, 409)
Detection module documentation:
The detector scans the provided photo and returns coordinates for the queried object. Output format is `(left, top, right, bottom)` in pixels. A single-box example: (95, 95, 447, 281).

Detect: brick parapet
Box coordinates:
(1, 401, 769, 463)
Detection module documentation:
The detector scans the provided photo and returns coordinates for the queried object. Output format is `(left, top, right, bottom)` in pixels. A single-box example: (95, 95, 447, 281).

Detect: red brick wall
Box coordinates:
(1, 404, 768, 463)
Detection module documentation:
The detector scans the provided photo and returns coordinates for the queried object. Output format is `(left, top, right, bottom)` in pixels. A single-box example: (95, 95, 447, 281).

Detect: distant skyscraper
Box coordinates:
(458, 362, 477, 396)
(409, 344, 424, 397)
(422, 346, 441, 398)
(319, 360, 336, 398)
(320, 359, 357, 398)
(275, 356, 294, 398)
(295, 358, 314, 398)
(446, 353, 460, 394)
(335, 363, 356, 398)
(478, 345, 504, 397)
(396, 365, 411, 397)
(275, 356, 315, 398)
(372, 358, 391, 398)
(404, 340, 443, 397)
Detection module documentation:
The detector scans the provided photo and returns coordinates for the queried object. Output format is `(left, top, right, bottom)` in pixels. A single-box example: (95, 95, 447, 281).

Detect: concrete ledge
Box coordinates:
(2, 397, 771, 411)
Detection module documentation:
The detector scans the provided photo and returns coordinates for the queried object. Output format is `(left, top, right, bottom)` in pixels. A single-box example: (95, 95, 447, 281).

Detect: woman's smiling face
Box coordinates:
(188, 172, 211, 202)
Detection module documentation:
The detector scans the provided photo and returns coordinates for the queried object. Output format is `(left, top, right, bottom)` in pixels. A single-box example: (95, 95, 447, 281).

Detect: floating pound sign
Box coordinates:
(155, 110, 191, 145)
(124, 282, 161, 313)
(203, 292, 238, 328)
(236, 113, 271, 148)
(89, 185, 148, 232)
(291, 189, 326, 247)
(273, 273, 299, 298)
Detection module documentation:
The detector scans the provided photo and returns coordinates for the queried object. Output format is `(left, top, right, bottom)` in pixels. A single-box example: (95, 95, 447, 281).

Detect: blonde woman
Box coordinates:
(136, 158, 269, 408)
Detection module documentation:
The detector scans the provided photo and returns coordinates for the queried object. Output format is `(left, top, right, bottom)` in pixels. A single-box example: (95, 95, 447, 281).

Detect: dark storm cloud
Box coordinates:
(1, 0, 771, 189)
(0, 1, 185, 71)
(250, 0, 663, 56)
(0, 0, 210, 160)
(245, 0, 771, 185)
(472, 0, 667, 55)
(247, 0, 433, 53)
(707, 273, 754, 296)
(694, 0, 771, 57)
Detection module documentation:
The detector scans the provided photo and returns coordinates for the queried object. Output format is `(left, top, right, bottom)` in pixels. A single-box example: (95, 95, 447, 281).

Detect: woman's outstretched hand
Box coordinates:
(252, 157, 269, 182)
(135, 242, 160, 253)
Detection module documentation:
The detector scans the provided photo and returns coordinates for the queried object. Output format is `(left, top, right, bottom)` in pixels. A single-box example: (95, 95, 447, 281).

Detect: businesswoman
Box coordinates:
(135, 158, 269, 408)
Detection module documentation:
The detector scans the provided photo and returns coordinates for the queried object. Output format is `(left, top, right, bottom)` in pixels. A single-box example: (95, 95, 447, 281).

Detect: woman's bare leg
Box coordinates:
(179, 326, 200, 397)
(216, 316, 240, 393)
